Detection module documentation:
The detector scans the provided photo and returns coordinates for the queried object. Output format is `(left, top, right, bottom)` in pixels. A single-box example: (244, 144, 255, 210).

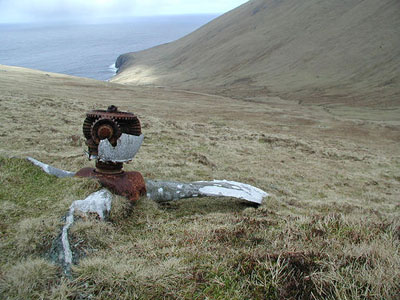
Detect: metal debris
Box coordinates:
(27, 158, 269, 205)
(77, 106, 146, 202)
(27, 105, 268, 206)
(98, 133, 144, 163)
(83, 105, 141, 159)
(27, 157, 75, 178)
(146, 179, 268, 205)
(51, 189, 113, 276)
(25, 104, 269, 279)
(75, 167, 146, 202)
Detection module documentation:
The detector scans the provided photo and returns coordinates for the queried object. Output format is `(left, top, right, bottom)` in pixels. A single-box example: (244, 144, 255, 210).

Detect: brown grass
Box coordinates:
(0, 65, 399, 299)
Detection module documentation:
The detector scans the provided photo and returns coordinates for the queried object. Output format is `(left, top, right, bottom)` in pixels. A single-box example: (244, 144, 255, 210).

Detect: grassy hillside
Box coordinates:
(0, 65, 399, 299)
(112, 0, 400, 106)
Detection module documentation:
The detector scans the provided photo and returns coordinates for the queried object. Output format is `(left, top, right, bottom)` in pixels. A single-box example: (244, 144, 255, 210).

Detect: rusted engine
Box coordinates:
(76, 105, 146, 202)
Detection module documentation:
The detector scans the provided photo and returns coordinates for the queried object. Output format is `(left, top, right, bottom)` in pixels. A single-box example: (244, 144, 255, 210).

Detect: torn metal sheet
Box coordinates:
(27, 157, 75, 178)
(196, 180, 268, 204)
(71, 189, 113, 220)
(98, 133, 144, 163)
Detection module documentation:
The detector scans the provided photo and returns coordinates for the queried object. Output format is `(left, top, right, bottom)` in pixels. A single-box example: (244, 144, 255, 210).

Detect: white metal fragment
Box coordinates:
(61, 189, 113, 267)
(27, 157, 75, 178)
(98, 133, 144, 162)
(197, 180, 268, 204)
(146, 179, 268, 205)
(72, 189, 113, 220)
(62, 208, 75, 265)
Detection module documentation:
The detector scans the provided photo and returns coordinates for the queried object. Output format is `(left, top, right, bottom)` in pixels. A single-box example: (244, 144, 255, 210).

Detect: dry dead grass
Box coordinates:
(0, 65, 399, 299)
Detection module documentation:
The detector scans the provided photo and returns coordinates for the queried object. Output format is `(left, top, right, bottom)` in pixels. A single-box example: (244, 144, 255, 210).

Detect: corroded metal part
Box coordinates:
(78, 105, 146, 201)
(75, 168, 146, 202)
(83, 105, 142, 161)
(91, 117, 121, 146)
(95, 161, 123, 174)
(87, 105, 140, 122)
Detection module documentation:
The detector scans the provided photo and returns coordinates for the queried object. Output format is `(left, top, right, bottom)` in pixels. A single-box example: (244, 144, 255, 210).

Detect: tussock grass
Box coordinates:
(0, 258, 59, 299)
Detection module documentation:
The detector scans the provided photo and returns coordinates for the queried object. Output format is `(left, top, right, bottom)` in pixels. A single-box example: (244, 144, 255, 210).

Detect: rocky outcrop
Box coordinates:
(115, 53, 134, 73)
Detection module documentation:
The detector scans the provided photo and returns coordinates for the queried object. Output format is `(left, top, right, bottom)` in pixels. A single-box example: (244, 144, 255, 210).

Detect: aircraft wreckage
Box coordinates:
(28, 105, 268, 205)
(27, 105, 268, 275)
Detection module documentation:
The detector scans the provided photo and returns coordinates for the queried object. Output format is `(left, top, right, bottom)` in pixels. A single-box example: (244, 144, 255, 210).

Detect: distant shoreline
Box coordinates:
(0, 15, 218, 81)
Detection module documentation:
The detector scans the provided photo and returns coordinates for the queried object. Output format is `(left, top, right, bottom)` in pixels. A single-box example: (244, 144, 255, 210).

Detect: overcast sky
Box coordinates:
(0, 0, 249, 23)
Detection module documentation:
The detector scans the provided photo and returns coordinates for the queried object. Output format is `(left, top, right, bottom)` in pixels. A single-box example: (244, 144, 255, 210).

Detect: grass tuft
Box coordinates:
(0, 258, 59, 300)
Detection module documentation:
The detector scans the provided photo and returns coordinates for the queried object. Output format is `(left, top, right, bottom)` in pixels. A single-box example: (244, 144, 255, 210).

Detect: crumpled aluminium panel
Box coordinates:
(97, 133, 144, 163)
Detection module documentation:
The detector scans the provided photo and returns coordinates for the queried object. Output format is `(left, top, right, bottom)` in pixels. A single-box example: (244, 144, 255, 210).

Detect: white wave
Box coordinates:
(108, 62, 118, 74)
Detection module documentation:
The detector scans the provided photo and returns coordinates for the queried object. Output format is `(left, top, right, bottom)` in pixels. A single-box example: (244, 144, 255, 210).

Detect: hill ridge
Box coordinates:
(112, 0, 400, 106)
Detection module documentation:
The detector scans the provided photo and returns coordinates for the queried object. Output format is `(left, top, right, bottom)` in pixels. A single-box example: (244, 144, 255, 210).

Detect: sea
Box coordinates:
(0, 15, 217, 81)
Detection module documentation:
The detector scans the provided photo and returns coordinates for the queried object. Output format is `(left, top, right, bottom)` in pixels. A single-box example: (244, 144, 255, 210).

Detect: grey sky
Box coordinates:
(0, 0, 249, 23)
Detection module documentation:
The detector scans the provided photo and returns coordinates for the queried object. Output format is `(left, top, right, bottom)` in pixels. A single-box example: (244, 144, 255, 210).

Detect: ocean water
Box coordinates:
(0, 15, 217, 81)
